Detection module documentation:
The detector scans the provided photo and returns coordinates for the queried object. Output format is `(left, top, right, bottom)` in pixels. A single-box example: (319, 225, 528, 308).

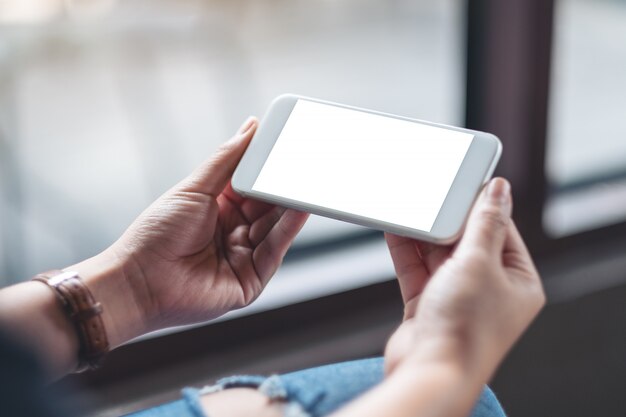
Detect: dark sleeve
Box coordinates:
(0, 329, 76, 417)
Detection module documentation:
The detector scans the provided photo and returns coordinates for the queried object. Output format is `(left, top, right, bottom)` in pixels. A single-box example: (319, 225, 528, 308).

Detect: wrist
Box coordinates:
(68, 249, 149, 349)
(394, 333, 491, 387)
(388, 357, 485, 417)
(390, 354, 468, 391)
(335, 350, 482, 417)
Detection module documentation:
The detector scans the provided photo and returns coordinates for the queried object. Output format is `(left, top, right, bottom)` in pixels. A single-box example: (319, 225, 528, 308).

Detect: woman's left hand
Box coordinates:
(75, 117, 308, 345)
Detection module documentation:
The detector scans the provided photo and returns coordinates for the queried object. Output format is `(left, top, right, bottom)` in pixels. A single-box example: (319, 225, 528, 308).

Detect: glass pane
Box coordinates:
(545, 0, 626, 236)
(0, 0, 464, 284)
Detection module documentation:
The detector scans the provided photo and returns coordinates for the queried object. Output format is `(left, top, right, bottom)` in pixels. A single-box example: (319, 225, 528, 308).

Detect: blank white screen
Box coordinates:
(252, 99, 473, 232)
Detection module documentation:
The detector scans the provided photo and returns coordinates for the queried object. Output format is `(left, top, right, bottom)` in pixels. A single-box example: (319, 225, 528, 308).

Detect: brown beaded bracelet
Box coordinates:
(32, 270, 109, 372)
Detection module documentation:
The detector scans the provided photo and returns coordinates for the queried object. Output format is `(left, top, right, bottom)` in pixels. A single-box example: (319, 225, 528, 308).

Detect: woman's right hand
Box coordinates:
(384, 178, 546, 384)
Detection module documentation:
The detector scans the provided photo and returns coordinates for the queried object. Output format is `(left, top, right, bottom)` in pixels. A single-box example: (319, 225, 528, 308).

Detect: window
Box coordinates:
(544, 0, 626, 237)
(0, 0, 465, 312)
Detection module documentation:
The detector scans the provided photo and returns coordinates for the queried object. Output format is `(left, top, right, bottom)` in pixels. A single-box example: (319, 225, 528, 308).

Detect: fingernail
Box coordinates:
(238, 116, 256, 135)
(488, 178, 511, 209)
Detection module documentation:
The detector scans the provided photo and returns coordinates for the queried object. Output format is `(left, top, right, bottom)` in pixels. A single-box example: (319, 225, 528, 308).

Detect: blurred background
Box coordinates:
(0, 0, 624, 416)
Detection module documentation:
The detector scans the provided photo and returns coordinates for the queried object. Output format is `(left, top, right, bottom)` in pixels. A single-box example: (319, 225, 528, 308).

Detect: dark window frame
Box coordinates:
(466, 0, 626, 259)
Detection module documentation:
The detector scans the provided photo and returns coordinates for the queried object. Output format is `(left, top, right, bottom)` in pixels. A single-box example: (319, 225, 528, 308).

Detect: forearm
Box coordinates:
(0, 249, 147, 380)
(330, 359, 484, 417)
(0, 280, 79, 378)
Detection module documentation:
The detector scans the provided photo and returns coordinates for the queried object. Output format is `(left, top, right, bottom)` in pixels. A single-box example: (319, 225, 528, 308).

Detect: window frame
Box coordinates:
(465, 0, 626, 259)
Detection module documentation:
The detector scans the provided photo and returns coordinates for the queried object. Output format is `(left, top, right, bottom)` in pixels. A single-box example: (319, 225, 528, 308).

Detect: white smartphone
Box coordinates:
(232, 94, 502, 244)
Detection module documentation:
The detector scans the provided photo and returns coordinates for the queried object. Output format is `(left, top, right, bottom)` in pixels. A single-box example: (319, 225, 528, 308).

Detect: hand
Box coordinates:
(75, 117, 308, 346)
(384, 178, 545, 383)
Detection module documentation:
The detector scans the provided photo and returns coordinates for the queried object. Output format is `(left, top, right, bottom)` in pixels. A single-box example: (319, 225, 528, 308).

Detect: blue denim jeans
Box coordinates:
(126, 357, 506, 417)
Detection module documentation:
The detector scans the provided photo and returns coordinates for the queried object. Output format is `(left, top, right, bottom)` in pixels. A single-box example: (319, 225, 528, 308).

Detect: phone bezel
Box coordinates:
(232, 94, 502, 244)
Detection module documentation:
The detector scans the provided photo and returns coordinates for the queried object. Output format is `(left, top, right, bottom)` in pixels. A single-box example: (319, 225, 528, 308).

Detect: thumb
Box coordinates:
(456, 177, 512, 257)
(182, 116, 258, 196)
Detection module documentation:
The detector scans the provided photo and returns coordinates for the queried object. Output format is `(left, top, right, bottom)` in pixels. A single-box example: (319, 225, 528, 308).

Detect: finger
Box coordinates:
(222, 182, 276, 223)
(504, 221, 530, 259)
(182, 116, 258, 196)
(385, 233, 430, 305)
(456, 177, 512, 257)
(415, 241, 452, 274)
(221, 181, 246, 205)
(253, 209, 309, 282)
(502, 222, 545, 311)
(249, 205, 287, 246)
(503, 221, 540, 279)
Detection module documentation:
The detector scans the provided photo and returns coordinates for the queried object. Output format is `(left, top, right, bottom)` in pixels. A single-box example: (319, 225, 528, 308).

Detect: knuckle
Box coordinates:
(536, 285, 547, 308)
(205, 143, 235, 167)
(527, 272, 547, 306)
(217, 142, 235, 156)
(478, 206, 509, 229)
(467, 249, 493, 266)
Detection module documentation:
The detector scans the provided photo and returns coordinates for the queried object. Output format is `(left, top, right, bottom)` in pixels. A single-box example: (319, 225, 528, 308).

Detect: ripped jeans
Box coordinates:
(126, 357, 506, 417)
